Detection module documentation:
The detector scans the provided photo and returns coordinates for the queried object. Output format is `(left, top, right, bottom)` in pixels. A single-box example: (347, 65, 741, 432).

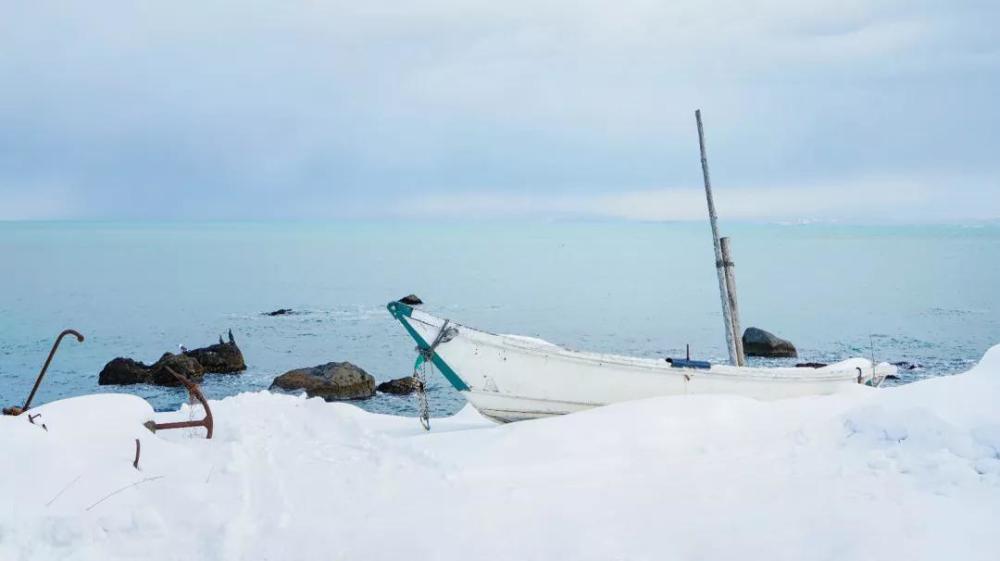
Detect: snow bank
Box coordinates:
(3, 346, 1000, 561)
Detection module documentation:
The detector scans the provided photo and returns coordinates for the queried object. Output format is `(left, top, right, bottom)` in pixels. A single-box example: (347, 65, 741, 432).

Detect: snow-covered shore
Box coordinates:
(3, 346, 1000, 561)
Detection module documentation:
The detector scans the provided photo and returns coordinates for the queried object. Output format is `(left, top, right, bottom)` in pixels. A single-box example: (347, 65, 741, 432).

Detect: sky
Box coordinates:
(1, 1, 997, 222)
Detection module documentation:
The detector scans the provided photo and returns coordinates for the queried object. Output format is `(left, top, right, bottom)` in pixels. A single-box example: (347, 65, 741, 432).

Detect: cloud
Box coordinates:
(0, 1, 997, 220)
(0, 180, 80, 220)
(395, 175, 999, 222)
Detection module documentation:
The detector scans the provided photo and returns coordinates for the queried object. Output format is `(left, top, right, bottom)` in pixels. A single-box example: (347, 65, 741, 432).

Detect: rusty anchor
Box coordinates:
(3, 329, 85, 416)
(145, 365, 214, 439)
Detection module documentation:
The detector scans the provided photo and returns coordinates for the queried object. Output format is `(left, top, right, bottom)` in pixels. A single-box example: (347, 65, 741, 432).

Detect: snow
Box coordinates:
(3, 346, 1000, 561)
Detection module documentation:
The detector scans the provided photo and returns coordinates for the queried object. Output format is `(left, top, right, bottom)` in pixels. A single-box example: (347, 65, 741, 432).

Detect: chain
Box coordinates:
(411, 319, 456, 432)
(414, 358, 431, 431)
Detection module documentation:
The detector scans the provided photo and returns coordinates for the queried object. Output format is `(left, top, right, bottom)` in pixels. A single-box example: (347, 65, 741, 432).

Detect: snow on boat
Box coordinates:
(388, 301, 895, 423)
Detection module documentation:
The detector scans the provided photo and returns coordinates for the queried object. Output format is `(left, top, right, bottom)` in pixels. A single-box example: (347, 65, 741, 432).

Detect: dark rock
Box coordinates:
(149, 353, 205, 386)
(98, 357, 151, 385)
(98, 353, 205, 386)
(398, 294, 423, 306)
(99, 331, 243, 386)
(795, 362, 828, 369)
(264, 308, 294, 316)
(183, 330, 246, 373)
(376, 376, 421, 395)
(742, 327, 798, 358)
(270, 362, 375, 401)
(891, 361, 921, 371)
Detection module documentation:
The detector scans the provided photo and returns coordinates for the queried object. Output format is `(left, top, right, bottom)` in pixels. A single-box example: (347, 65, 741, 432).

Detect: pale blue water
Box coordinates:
(1, 221, 997, 416)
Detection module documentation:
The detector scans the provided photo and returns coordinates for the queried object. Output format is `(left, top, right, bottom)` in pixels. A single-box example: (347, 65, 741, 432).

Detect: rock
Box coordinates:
(795, 362, 827, 368)
(149, 353, 205, 386)
(183, 330, 246, 373)
(398, 294, 423, 306)
(270, 362, 375, 401)
(742, 327, 798, 358)
(98, 331, 243, 386)
(98, 353, 205, 386)
(98, 357, 151, 385)
(891, 361, 921, 371)
(376, 376, 421, 395)
(264, 308, 294, 316)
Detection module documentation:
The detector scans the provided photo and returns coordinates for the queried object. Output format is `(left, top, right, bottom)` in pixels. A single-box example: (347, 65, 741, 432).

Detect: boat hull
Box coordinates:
(388, 302, 890, 423)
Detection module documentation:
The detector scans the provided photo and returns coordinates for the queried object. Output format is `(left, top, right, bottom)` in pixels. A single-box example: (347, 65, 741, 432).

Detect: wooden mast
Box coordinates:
(720, 236, 746, 365)
(695, 109, 741, 366)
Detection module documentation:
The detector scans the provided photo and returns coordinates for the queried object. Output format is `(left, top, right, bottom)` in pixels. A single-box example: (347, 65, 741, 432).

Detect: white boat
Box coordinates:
(387, 301, 895, 423)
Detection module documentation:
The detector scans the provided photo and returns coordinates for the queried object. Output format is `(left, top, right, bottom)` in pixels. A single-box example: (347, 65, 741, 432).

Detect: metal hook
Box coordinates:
(3, 329, 84, 416)
(147, 365, 214, 439)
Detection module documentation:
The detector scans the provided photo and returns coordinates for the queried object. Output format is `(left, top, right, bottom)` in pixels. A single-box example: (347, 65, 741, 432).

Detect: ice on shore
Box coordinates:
(3, 345, 1000, 560)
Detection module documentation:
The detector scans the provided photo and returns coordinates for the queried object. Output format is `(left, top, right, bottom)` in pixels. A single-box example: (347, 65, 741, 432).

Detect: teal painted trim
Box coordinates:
(387, 300, 413, 319)
(386, 301, 471, 392)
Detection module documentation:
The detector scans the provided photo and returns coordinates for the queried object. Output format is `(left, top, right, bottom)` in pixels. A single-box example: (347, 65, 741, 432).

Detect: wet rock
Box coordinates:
(264, 308, 294, 316)
(270, 362, 375, 401)
(149, 353, 205, 386)
(183, 330, 246, 373)
(98, 353, 205, 386)
(98, 357, 151, 385)
(398, 294, 423, 306)
(99, 331, 243, 386)
(742, 327, 798, 358)
(795, 362, 828, 369)
(376, 376, 421, 395)
(891, 361, 921, 371)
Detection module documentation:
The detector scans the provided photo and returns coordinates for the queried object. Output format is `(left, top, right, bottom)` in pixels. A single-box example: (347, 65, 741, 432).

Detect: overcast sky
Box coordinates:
(1, 1, 997, 221)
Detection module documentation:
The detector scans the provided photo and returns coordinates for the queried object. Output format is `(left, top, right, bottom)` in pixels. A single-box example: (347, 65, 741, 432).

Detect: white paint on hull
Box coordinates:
(402, 308, 894, 423)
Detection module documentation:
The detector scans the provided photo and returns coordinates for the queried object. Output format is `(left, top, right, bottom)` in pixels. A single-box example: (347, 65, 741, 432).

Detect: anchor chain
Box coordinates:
(413, 357, 431, 431)
(412, 319, 458, 431)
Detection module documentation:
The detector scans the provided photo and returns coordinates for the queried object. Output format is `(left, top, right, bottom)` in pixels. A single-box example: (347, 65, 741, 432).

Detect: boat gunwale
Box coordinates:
(402, 307, 868, 383)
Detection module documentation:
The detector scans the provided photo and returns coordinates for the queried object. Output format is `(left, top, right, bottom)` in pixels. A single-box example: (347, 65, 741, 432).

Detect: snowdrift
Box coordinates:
(3, 345, 1000, 561)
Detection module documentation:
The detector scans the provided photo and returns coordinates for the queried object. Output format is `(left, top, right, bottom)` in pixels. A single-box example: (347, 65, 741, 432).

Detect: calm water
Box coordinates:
(1, 221, 997, 416)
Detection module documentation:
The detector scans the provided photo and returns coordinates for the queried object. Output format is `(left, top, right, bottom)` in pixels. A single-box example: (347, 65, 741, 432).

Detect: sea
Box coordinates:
(1, 221, 997, 417)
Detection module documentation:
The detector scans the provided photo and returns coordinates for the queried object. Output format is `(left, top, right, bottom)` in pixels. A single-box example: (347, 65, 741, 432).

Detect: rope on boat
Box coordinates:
(412, 319, 458, 431)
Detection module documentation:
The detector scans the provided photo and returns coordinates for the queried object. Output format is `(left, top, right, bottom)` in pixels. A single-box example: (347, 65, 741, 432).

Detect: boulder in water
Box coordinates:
(149, 353, 206, 386)
(398, 294, 423, 306)
(183, 330, 246, 373)
(98, 353, 205, 386)
(270, 362, 376, 401)
(98, 331, 243, 386)
(264, 308, 294, 316)
(742, 327, 798, 358)
(98, 357, 152, 385)
(376, 376, 421, 395)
